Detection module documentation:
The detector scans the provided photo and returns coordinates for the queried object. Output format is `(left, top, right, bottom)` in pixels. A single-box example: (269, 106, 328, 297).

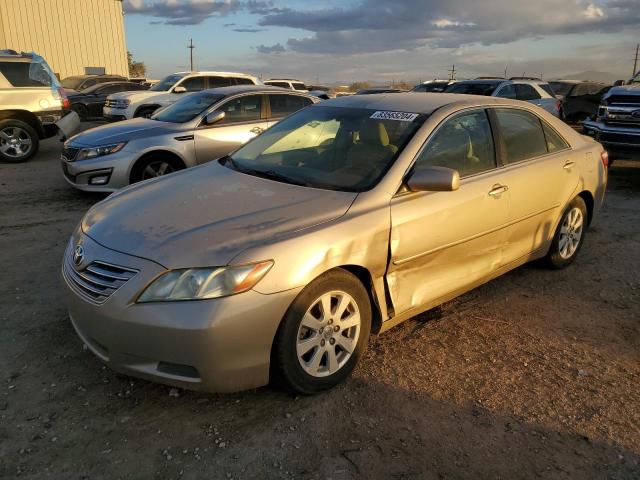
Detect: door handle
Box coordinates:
(488, 184, 509, 196)
(249, 126, 264, 134)
(563, 161, 576, 170)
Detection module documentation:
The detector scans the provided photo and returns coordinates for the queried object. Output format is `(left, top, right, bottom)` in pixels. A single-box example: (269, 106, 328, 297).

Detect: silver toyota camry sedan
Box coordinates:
(60, 85, 318, 191)
(62, 93, 607, 394)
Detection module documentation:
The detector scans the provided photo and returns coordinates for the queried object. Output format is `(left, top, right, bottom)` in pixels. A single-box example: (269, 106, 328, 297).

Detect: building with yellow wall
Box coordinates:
(0, 0, 127, 79)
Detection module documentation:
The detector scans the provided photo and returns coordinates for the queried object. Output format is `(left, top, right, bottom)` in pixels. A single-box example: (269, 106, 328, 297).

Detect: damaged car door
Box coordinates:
(387, 108, 509, 315)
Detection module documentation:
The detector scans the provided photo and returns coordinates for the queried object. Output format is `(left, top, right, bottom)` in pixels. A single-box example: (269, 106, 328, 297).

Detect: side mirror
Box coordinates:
(204, 110, 225, 125)
(613, 80, 625, 87)
(173, 86, 187, 93)
(406, 166, 460, 192)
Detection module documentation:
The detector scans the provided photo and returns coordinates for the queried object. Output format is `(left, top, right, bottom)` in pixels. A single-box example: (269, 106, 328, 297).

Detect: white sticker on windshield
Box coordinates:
(370, 111, 419, 122)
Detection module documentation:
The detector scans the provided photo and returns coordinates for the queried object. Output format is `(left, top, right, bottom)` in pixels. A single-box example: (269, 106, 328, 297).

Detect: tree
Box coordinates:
(127, 51, 147, 78)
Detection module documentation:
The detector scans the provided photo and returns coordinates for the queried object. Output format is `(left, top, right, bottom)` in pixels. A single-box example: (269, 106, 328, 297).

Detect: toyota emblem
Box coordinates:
(73, 245, 84, 266)
(631, 110, 640, 119)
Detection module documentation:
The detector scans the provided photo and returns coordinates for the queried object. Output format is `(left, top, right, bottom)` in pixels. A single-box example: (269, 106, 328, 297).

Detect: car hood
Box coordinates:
(67, 118, 183, 146)
(81, 162, 357, 268)
(603, 84, 640, 101)
(108, 90, 168, 102)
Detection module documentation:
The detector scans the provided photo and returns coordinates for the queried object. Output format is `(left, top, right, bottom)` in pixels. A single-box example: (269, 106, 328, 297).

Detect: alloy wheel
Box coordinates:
(558, 207, 584, 259)
(296, 290, 361, 378)
(0, 127, 32, 159)
(141, 160, 175, 180)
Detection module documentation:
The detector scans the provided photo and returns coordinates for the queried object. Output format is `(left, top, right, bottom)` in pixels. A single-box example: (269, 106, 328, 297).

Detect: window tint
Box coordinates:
(178, 76, 205, 92)
(515, 84, 541, 100)
(548, 82, 573, 97)
(414, 110, 496, 177)
(206, 76, 233, 88)
(539, 84, 555, 97)
(542, 122, 569, 153)
(291, 82, 307, 90)
(496, 84, 516, 99)
(0, 61, 55, 87)
(82, 79, 98, 89)
(266, 81, 291, 89)
(444, 82, 498, 96)
(495, 109, 547, 163)
(269, 94, 313, 118)
(217, 95, 262, 124)
(234, 77, 254, 85)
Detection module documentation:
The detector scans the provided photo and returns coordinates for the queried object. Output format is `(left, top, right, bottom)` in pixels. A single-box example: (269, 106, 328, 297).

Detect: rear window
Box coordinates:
(444, 82, 498, 96)
(234, 77, 255, 85)
(548, 82, 573, 97)
(291, 82, 307, 91)
(0, 60, 55, 87)
(269, 94, 313, 118)
(515, 84, 541, 101)
(266, 81, 291, 89)
(539, 84, 556, 97)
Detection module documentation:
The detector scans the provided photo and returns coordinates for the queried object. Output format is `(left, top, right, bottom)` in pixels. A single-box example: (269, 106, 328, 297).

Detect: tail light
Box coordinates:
(600, 150, 609, 168)
(556, 99, 561, 112)
(58, 87, 71, 110)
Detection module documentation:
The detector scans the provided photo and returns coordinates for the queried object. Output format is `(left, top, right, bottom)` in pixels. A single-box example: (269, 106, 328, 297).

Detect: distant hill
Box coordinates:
(557, 71, 626, 83)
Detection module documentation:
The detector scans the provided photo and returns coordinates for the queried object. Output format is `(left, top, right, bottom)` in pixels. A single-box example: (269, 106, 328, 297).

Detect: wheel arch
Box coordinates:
(337, 265, 384, 334)
(577, 190, 594, 226)
(133, 104, 161, 117)
(0, 110, 44, 138)
(129, 149, 187, 183)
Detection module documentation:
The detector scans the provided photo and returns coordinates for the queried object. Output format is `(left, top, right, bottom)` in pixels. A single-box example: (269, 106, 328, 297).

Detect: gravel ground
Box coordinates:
(1, 131, 639, 479)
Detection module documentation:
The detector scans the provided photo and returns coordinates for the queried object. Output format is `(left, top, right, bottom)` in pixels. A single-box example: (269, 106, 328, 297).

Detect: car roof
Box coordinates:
(315, 92, 523, 114)
(455, 79, 505, 85)
(266, 79, 303, 82)
(174, 71, 258, 78)
(194, 85, 312, 96)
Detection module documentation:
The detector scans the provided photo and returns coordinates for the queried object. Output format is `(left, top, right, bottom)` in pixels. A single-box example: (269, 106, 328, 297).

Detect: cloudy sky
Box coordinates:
(122, 0, 640, 84)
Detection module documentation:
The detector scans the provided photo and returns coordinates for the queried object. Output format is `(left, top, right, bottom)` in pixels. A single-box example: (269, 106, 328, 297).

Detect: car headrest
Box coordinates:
(360, 121, 390, 147)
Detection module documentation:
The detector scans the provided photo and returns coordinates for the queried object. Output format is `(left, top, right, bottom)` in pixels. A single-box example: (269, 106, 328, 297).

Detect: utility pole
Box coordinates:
(448, 64, 456, 81)
(188, 39, 195, 71)
(504, 64, 508, 78)
(633, 43, 639, 77)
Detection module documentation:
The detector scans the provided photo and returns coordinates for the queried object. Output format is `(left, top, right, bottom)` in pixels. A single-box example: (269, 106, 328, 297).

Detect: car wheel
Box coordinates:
(0, 119, 39, 163)
(73, 104, 88, 121)
(130, 154, 184, 184)
(272, 269, 371, 395)
(544, 196, 587, 269)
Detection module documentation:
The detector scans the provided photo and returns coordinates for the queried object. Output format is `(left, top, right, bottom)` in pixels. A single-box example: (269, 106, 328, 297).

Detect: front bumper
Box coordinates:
(60, 147, 137, 192)
(62, 233, 301, 392)
(583, 120, 640, 158)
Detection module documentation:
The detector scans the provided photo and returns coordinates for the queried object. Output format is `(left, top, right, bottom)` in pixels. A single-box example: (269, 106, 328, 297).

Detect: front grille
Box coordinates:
(63, 244, 138, 304)
(61, 146, 79, 161)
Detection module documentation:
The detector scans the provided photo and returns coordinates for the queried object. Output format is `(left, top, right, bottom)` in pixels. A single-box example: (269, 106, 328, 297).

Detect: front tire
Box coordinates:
(130, 154, 184, 185)
(272, 269, 372, 394)
(134, 106, 158, 118)
(544, 196, 587, 269)
(0, 119, 39, 163)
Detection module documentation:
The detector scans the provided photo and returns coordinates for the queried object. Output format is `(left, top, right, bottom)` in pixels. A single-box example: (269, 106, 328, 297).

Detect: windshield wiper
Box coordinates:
(220, 156, 310, 187)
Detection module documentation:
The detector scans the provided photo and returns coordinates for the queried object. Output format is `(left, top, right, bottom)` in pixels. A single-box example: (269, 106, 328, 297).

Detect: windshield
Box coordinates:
(61, 76, 84, 89)
(412, 82, 449, 93)
(151, 91, 224, 123)
(444, 82, 498, 96)
(549, 82, 573, 96)
(150, 73, 185, 92)
(227, 106, 426, 192)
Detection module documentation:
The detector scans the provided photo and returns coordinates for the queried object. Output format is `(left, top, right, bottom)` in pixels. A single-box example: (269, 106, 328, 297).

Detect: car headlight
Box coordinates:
(76, 142, 127, 161)
(137, 261, 273, 303)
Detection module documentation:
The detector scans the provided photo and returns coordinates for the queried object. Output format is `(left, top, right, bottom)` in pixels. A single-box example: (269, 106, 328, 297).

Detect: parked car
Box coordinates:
(308, 90, 331, 100)
(445, 79, 561, 116)
(61, 86, 318, 191)
(0, 50, 80, 163)
(355, 87, 408, 95)
(103, 71, 262, 121)
(62, 93, 607, 394)
(68, 81, 148, 120)
(582, 77, 640, 161)
(61, 74, 127, 93)
(548, 80, 610, 122)
(265, 79, 308, 91)
(411, 80, 454, 93)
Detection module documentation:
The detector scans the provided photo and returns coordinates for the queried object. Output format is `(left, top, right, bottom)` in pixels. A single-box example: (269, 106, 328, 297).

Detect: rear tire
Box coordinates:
(544, 196, 587, 269)
(72, 104, 88, 121)
(130, 154, 184, 185)
(0, 119, 39, 163)
(272, 269, 371, 395)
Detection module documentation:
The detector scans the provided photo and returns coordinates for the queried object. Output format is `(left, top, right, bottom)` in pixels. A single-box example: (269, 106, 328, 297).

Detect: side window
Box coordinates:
(216, 95, 263, 124)
(494, 108, 547, 163)
(178, 76, 205, 92)
(572, 83, 589, 96)
(414, 110, 496, 177)
(539, 84, 556, 97)
(207, 76, 233, 88)
(542, 122, 569, 153)
(83, 79, 98, 89)
(515, 84, 541, 100)
(496, 84, 516, 99)
(0, 61, 53, 87)
(234, 77, 254, 85)
(267, 81, 290, 89)
(98, 84, 123, 94)
(291, 82, 307, 91)
(268, 94, 313, 118)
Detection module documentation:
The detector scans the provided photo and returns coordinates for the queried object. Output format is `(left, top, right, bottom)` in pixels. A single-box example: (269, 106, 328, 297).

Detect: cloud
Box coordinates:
(255, 43, 286, 54)
(257, 0, 640, 55)
(123, 0, 242, 25)
(234, 27, 266, 32)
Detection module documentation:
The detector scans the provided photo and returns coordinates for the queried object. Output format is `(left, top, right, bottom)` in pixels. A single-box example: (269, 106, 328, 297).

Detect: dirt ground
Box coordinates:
(0, 131, 639, 480)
